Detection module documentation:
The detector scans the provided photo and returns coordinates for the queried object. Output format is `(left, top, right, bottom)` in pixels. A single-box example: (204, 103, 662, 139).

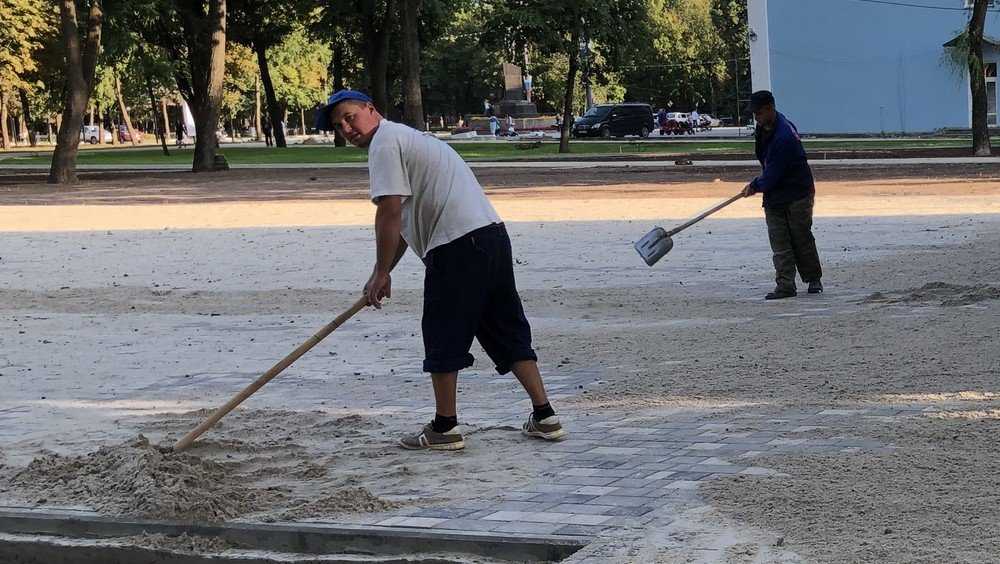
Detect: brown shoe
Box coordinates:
(522, 414, 567, 441)
(399, 423, 465, 451)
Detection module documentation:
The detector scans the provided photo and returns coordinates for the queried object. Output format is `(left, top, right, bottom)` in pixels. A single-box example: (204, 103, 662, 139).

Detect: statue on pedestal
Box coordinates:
(497, 62, 539, 118)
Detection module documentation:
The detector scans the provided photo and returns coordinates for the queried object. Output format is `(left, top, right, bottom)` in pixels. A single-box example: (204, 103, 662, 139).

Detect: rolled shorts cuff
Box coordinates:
(493, 349, 539, 376)
(423, 353, 475, 374)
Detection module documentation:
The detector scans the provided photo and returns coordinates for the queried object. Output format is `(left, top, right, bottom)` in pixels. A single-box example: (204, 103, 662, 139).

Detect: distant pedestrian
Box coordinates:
(506, 114, 515, 136)
(175, 119, 186, 148)
(262, 119, 273, 147)
(489, 115, 499, 137)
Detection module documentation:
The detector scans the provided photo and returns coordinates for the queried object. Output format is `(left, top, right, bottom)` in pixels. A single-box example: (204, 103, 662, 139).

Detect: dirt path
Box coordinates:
(0, 170, 997, 561)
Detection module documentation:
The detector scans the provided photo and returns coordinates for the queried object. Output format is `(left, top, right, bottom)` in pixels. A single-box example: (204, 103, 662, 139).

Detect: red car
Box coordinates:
(659, 119, 694, 136)
(118, 125, 144, 143)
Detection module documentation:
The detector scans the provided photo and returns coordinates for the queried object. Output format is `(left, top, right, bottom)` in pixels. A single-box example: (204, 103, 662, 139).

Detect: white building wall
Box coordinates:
(748, 0, 771, 93)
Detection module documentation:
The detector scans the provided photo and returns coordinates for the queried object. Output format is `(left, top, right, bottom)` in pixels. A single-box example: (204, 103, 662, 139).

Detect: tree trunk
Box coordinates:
(19, 112, 29, 145)
(332, 38, 346, 146)
(88, 105, 94, 125)
(0, 91, 10, 149)
(178, 0, 227, 172)
(19, 89, 37, 146)
(400, 0, 424, 130)
(114, 73, 139, 145)
(299, 107, 305, 136)
(144, 67, 169, 156)
(559, 25, 581, 154)
(110, 113, 118, 145)
(362, 0, 395, 114)
(969, 0, 992, 156)
(254, 75, 262, 141)
(49, 0, 103, 184)
(161, 97, 171, 139)
(47, 117, 53, 143)
(255, 43, 287, 148)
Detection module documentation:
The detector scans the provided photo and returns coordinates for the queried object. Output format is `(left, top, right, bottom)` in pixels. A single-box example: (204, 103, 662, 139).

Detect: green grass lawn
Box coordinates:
(2, 137, 989, 166)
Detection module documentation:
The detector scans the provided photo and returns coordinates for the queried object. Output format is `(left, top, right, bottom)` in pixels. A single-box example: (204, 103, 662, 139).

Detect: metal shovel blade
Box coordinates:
(635, 227, 673, 266)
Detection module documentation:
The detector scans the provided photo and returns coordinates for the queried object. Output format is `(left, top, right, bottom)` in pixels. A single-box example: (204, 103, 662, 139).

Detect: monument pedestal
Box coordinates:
(497, 100, 539, 118)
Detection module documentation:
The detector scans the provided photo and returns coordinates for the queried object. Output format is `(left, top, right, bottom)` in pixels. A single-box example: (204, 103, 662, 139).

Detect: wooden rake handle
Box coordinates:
(173, 296, 368, 452)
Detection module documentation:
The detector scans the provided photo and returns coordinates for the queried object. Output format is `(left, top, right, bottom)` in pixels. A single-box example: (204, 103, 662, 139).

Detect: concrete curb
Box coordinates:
(0, 508, 586, 562)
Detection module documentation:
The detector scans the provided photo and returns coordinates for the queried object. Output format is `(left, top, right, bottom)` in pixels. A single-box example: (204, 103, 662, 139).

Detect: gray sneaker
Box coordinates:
(522, 414, 567, 441)
(399, 423, 465, 451)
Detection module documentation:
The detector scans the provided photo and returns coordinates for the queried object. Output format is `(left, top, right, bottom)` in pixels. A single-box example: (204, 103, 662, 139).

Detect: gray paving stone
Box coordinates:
(411, 507, 477, 519)
(556, 475, 620, 486)
(604, 486, 660, 497)
(664, 471, 711, 481)
(501, 491, 540, 501)
(547, 503, 618, 515)
(589, 495, 651, 507)
(585, 446, 645, 456)
(431, 518, 500, 532)
(493, 500, 556, 512)
(489, 521, 564, 535)
(518, 483, 581, 494)
(608, 478, 658, 488)
(552, 524, 609, 537)
(688, 464, 746, 474)
(603, 505, 656, 517)
(528, 493, 599, 504)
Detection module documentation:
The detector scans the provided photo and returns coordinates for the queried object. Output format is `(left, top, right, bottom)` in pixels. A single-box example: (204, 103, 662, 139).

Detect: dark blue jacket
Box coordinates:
(751, 112, 815, 208)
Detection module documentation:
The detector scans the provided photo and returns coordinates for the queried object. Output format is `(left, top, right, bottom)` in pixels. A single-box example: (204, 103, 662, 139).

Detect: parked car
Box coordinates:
(117, 125, 144, 143)
(573, 103, 655, 138)
(80, 125, 113, 144)
(699, 114, 721, 128)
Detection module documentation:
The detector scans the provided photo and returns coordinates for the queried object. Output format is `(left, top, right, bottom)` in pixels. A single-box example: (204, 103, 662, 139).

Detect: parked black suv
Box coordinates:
(572, 103, 654, 138)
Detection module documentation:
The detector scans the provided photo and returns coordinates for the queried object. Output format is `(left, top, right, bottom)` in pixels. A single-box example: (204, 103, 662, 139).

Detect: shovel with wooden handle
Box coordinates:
(635, 192, 744, 266)
(173, 296, 368, 452)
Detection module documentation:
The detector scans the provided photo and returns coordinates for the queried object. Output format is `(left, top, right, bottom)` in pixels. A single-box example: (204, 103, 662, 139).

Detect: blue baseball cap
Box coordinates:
(314, 89, 374, 131)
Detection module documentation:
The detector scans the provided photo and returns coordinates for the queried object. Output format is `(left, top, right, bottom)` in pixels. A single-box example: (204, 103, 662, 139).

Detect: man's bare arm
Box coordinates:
(374, 196, 404, 274)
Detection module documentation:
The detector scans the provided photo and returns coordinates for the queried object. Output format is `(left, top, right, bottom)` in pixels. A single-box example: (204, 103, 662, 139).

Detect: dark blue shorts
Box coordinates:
(421, 223, 537, 374)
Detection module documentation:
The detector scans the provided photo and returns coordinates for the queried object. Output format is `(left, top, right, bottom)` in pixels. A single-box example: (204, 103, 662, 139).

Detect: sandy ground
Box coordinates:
(0, 167, 998, 561)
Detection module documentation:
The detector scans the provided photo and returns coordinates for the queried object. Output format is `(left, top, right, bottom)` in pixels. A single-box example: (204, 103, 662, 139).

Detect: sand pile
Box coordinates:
(864, 282, 1000, 306)
(280, 487, 399, 520)
(8, 435, 281, 521)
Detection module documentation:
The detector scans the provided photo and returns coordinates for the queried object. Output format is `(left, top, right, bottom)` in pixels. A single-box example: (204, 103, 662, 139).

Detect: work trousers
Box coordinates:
(764, 196, 822, 291)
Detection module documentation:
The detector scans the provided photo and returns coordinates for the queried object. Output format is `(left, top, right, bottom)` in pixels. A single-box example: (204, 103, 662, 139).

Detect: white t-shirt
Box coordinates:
(368, 119, 501, 258)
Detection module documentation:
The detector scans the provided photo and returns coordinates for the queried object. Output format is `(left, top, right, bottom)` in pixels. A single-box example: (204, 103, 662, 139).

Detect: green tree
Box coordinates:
(319, 0, 397, 114)
(222, 42, 258, 137)
(0, 0, 54, 147)
(229, 0, 313, 147)
(49, 0, 103, 184)
(485, 0, 646, 152)
(126, 0, 228, 170)
(710, 0, 749, 121)
(267, 28, 331, 134)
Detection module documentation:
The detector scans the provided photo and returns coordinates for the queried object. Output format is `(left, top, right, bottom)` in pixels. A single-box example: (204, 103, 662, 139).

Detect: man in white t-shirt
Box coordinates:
(316, 90, 566, 451)
(689, 108, 701, 131)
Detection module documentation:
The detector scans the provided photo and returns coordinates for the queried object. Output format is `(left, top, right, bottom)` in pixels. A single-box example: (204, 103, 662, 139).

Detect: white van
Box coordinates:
(80, 125, 113, 144)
